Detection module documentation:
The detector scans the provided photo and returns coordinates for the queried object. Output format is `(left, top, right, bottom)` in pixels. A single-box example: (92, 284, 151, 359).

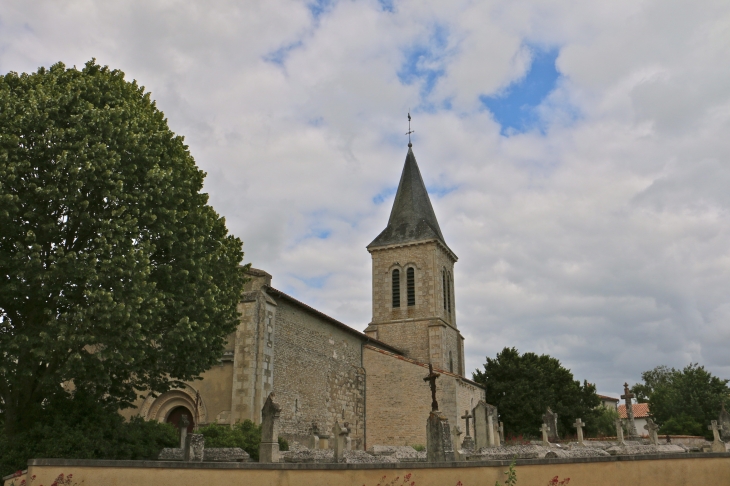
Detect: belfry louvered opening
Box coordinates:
(407, 267, 415, 306)
(392, 269, 400, 308)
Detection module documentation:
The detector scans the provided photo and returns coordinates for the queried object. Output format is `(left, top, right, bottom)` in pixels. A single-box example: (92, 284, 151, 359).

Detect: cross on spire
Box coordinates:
(406, 112, 414, 147)
(423, 363, 440, 412)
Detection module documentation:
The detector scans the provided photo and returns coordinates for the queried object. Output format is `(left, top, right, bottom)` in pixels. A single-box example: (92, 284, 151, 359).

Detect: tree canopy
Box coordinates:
(473, 347, 602, 438)
(0, 60, 246, 435)
(632, 364, 730, 438)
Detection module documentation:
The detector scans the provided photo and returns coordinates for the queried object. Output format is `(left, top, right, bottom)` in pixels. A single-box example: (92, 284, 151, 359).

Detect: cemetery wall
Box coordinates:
(272, 295, 366, 449)
(13, 455, 730, 486)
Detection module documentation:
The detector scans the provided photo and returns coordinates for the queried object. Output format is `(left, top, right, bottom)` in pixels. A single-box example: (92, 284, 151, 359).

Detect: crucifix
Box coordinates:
(406, 112, 414, 147)
(621, 382, 639, 437)
(461, 409, 473, 438)
(573, 418, 585, 446)
(423, 363, 440, 412)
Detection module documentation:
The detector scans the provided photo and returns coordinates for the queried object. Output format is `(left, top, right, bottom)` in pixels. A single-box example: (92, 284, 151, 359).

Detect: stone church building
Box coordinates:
(122, 145, 485, 449)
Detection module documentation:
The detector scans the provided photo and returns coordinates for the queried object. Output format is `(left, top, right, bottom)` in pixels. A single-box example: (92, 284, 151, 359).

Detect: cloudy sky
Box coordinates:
(3, 0, 730, 397)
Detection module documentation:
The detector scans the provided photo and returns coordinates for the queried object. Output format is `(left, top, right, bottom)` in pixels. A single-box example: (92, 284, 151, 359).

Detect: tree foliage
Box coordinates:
(0, 391, 178, 477)
(632, 364, 730, 439)
(197, 421, 288, 461)
(0, 61, 246, 435)
(473, 347, 601, 438)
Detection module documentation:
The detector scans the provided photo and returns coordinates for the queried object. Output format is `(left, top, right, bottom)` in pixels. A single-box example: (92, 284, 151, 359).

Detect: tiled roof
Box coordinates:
(598, 394, 619, 402)
(618, 403, 650, 418)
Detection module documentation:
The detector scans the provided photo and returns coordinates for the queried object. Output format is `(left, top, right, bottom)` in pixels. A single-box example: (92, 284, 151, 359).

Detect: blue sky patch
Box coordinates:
(264, 41, 303, 66)
(378, 0, 395, 12)
(308, 0, 333, 19)
(373, 187, 397, 205)
(397, 24, 449, 98)
(480, 47, 560, 135)
(426, 183, 459, 198)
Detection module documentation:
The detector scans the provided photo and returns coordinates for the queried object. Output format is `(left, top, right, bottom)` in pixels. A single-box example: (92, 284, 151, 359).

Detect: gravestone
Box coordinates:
(540, 423, 550, 447)
(461, 410, 475, 450)
(427, 410, 455, 462)
(498, 421, 505, 444)
(542, 408, 559, 441)
(487, 403, 500, 447)
(309, 422, 320, 450)
(621, 383, 639, 438)
(179, 414, 189, 448)
(333, 421, 350, 462)
(472, 401, 489, 449)
(615, 418, 626, 445)
(709, 420, 726, 453)
(719, 403, 730, 442)
(573, 418, 585, 447)
(184, 434, 205, 462)
(644, 418, 660, 445)
(259, 392, 282, 463)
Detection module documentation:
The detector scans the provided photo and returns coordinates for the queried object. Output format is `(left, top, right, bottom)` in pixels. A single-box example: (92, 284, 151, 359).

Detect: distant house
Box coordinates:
(618, 403, 651, 436)
(598, 394, 619, 410)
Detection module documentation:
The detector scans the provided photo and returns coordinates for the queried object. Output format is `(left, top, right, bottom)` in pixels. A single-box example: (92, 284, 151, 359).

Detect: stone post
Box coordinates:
(573, 418, 585, 447)
(184, 434, 205, 462)
(615, 418, 626, 445)
(644, 418, 660, 445)
(489, 405, 501, 447)
(540, 423, 550, 447)
(719, 403, 730, 442)
(334, 421, 350, 462)
(472, 401, 489, 449)
(709, 420, 726, 453)
(498, 421, 505, 444)
(427, 410, 455, 463)
(179, 414, 189, 449)
(259, 392, 282, 463)
(487, 413, 495, 447)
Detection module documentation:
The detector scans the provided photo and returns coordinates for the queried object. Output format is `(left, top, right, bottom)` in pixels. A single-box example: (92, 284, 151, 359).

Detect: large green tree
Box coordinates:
(632, 364, 730, 439)
(473, 347, 601, 439)
(0, 61, 246, 436)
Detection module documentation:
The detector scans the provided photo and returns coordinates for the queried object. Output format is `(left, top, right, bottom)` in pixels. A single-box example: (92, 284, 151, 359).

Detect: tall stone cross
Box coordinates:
(573, 418, 586, 446)
(179, 414, 189, 448)
(540, 423, 550, 446)
(644, 418, 660, 445)
(461, 410, 473, 438)
(423, 363, 441, 412)
(621, 383, 639, 437)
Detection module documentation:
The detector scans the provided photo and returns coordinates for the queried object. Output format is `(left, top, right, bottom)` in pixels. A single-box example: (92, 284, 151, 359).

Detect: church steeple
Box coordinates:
(368, 146, 453, 255)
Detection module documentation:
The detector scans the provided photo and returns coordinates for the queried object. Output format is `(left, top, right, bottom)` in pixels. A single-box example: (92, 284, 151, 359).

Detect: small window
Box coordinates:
(449, 351, 453, 373)
(392, 269, 400, 308)
(407, 267, 415, 306)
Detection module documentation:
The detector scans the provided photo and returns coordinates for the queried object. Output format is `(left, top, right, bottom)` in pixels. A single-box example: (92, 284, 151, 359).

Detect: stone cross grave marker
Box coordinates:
(472, 401, 489, 449)
(709, 420, 726, 452)
(498, 421, 505, 444)
(719, 402, 730, 442)
(644, 418, 660, 445)
(259, 392, 282, 463)
(621, 383, 639, 438)
(487, 403, 500, 447)
(461, 410, 475, 450)
(334, 421, 350, 462)
(423, 363, 441, 412)
(615, 418, 626, 445)
(573, 418, 585, 446)
(542, 407, 559, 441)
(179, 414, 189, 448)
(540, 423, 550, 447)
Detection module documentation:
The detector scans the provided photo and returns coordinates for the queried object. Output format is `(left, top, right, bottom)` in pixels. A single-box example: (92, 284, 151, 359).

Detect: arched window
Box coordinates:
(407, 267, 415, 306)
(442, 270, 447, 310)
(446, 272, 452, 314)
(392, 269, 400, 308)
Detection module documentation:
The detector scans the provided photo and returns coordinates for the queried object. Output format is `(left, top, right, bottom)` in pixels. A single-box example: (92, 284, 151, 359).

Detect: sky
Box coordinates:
(2, 0, 730, 398)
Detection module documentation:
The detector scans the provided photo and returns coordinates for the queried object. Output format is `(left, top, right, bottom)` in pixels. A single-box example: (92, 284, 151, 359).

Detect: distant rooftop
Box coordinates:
(618, 403, 650, 419)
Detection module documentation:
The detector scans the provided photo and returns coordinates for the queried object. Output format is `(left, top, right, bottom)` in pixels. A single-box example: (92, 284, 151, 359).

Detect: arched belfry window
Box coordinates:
(392, 269, 400, 308)
(407, 268, 415, 306)
(442, 270, 447, 310)
(446, 271, 452, 314)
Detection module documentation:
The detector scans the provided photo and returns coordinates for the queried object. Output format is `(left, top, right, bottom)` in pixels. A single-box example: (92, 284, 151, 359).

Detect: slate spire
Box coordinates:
(368, 146, 452, 252)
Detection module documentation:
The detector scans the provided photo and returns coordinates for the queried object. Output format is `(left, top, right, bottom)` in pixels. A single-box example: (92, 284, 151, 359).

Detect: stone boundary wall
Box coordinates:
(6, 454, 730, 486)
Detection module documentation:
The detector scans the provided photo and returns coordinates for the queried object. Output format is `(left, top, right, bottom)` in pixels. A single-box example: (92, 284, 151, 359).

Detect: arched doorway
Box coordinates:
(166, 406, 195, 434)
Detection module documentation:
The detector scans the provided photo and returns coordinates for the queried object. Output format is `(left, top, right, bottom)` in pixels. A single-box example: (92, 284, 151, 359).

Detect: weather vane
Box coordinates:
(406, 111, 414, 147)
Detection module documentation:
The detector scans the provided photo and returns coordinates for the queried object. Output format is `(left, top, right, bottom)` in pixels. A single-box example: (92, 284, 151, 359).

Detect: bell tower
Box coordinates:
(364, 144, 465, 376)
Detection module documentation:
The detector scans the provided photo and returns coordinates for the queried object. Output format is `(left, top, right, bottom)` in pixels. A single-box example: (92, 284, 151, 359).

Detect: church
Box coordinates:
(122, 144, 486, 449)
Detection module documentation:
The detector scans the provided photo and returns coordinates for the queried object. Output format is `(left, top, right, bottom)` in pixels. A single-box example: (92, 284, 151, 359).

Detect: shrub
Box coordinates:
(196, 421, 288, 461)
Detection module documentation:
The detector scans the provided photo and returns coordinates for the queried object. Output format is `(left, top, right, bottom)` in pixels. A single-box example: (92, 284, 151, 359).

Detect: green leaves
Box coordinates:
(0, 60, 246, 435)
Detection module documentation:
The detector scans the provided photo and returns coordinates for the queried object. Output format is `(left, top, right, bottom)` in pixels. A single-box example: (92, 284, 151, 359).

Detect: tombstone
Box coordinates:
(719, 403, 730, 442)
(259, 392, 282, 463)
(540, 423, 550, 447)
(427, 410, 455, 462)
(498, 421, 505, 444)
(573, 418, 585, 447)
(615, 418, 626, 445)
(621, 383, 639, 438)
(472, 401, 489, 449)
(451, 425, 463, 461)
(333, 421, 350, 462)
(542, 408, 559, 441)
(644, 418, 660, 445)
(309, 422, 320, 450)
(460, 410, 475, 450)
(708, 420, 726, 453)
(184, 434, 205, 462)
(179, 414, 190, 448)
(487, 403, 500, 447)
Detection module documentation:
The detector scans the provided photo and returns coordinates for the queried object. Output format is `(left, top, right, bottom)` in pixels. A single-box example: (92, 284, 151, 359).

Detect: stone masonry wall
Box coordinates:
(272, 297, 366, 449)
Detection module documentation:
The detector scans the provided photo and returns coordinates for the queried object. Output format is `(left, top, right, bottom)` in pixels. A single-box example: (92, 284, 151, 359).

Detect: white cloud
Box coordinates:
(3, 0, 730, 397)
